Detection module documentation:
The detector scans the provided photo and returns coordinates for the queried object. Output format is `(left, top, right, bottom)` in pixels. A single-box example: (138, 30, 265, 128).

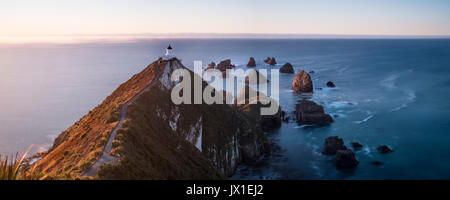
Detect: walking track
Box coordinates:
(84, 65, 160, 176)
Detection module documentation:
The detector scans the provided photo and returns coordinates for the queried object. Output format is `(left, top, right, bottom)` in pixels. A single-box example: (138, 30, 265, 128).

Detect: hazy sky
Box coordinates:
(1, 0, 450, 38)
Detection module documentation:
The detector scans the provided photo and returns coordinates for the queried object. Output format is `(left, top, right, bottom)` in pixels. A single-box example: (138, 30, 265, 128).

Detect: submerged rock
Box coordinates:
(377, 145, 394, 154)
(351, 142, 363, 150)
(323, 136, 347, 155)
(295, 100, 333, 125)
(335, 150, 359, 169)
(372, 161, 384, 166)
(292, 70, 313, 93)
(247, 57, 256, 67)
(309, 70, 315, 74)
(326, 81, 336, 88)
(280, 63, 294, 74)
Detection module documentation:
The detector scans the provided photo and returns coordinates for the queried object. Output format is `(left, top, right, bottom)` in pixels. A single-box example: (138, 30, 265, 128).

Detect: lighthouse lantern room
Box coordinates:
(163, 44, 173, 60)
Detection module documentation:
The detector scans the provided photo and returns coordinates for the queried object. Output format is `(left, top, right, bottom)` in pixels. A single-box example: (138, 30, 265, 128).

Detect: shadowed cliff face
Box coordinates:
(98, 58, 269, 179)
(32, 58, 269, 179)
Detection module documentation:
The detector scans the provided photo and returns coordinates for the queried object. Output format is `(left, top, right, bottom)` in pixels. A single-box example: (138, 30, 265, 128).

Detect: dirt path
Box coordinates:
(84, 65, 160, 176)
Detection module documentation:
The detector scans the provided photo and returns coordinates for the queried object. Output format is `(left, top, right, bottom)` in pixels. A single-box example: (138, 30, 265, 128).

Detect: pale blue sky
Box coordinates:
(1, 0, 450, 38)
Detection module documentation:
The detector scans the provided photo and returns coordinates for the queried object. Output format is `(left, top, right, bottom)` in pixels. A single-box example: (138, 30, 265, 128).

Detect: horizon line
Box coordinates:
(1, 33, 450, 45)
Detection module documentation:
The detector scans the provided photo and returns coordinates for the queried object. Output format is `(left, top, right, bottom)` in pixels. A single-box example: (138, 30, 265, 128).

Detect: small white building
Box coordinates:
(163, 44, 173, 60)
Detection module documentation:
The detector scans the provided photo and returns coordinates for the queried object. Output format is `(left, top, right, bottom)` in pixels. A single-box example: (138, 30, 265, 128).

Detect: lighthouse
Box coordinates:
(163, 44, 173, 60)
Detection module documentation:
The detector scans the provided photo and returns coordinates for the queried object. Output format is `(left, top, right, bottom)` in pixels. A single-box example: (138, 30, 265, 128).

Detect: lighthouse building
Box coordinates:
(163, 44, 173, 60)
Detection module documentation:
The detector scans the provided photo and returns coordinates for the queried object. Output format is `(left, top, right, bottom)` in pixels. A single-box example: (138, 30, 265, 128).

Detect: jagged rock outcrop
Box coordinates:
(32, 57, 269, 179)
(280, 63, 294, 74)
(335, 150, 359, 169)
(204, 61, 216, 72)
(292, 70, 313, 93)
(216, 59, 234, 72)
(235, 86, 282, 131)
(247, 57, 256, 67)
(295, 100, 333, 125)
(323, 136, 347, 155)
(322, 136, 358, 169)
(245, 69, 269, 84)
(264, 57, 276, 65)
(326, 81, 336, 88)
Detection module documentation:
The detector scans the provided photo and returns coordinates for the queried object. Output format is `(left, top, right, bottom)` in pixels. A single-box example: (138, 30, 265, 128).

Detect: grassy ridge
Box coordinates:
(30, 58, 269, 179)
(31, 58, 162, 179)
(97, 60, 225, 179)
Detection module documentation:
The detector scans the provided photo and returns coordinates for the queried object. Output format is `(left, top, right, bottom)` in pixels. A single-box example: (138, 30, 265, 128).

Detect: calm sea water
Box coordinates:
(1, 39, 450, 179)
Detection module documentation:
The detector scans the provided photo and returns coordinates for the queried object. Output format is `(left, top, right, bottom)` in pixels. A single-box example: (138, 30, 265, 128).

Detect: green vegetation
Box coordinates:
(0, 145, 45, 180)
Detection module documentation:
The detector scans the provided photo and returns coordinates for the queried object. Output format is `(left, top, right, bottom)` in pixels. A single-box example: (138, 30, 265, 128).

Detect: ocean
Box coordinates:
(1, 39, 450, 179)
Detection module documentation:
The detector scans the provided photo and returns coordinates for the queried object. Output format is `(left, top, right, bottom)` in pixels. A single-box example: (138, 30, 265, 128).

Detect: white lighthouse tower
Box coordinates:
(163, 44, 173, 60)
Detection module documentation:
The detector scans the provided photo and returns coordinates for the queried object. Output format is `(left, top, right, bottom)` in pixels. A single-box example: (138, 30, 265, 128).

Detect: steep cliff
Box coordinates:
(32, 58, 269, 179)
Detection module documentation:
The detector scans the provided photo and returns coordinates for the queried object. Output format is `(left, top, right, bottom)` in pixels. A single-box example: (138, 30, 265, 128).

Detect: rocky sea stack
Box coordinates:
(216, 59, 234, 72)
(322, 136, 359, 169)
(377, 145, 394, 154)
(264, 57, 277, 65)
(280, 63, 294, 74)
(323, 136, 347, 155)
(247, 57, 256, 67)
(295, 100, 333, 125)
(326, 81, 336, 88)
(31, 57, 270, 179)
(292, 70, 313, 93)
(335, 150, 359, 169)
(204, 61, 216, 72)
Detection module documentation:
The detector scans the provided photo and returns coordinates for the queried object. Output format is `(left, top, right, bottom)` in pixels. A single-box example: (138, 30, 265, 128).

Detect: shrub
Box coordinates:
(0, 145, 33, 180)
(105, 109, 119, 123)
